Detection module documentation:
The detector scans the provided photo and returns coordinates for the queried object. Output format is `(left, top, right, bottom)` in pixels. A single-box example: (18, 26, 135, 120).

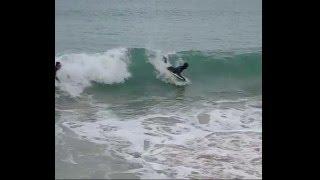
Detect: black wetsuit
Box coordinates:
(167, 65, 187, 76)
(55, 65, 61, 81)
(163, 56, 188, 78)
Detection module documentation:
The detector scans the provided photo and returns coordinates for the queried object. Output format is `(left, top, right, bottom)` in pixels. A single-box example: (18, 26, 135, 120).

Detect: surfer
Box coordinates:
(55, 62, 61, 81)
(167, 62, 189, 76)
(163, 56, 189, 77)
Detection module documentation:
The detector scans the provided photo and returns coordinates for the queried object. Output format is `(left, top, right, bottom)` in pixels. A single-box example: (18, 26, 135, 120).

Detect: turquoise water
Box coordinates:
(55, 0, 262, 179)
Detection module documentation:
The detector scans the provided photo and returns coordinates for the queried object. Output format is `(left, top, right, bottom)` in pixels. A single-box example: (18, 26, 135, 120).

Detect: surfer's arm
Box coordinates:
(163, 56, 167, 63)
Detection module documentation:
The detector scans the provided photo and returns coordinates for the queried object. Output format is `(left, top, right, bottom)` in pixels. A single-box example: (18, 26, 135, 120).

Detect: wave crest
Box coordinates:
(55, 48, 131, 97)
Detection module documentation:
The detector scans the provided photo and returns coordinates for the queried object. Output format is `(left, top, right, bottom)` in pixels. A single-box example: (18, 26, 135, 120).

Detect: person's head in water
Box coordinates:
(55, 62, 62, 81)
(56, 62, 61, 70)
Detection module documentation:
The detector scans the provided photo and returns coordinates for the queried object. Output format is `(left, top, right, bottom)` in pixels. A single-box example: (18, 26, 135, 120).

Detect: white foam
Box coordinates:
(55, 48, 131, 97)
(58, 98, 262, 179)
(61, 153, 78, 165)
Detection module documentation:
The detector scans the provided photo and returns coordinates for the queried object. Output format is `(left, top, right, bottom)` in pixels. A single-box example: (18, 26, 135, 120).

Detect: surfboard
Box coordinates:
(167, 67, 186, 81)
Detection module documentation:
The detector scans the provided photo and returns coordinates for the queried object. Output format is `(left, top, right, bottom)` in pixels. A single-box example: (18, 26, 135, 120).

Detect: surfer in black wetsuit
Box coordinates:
(55, 62, 61, 81)
(167, 63, 189, 76)
(163, 56, 189, 76)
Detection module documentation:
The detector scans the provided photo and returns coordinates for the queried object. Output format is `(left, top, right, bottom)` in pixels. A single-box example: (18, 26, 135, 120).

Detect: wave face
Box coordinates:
(55, 48, 261, 97)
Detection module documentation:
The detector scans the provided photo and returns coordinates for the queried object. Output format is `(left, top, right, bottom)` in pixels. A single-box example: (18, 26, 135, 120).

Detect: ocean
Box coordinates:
(55, 0, 262, 179)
